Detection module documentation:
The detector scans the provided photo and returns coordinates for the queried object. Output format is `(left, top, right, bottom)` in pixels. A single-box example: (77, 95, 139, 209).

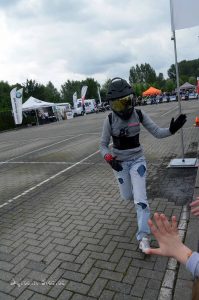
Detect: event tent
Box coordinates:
(179, 82, 195, 90)
(22, 96, 55, 111)
(142, 87, 161, 96)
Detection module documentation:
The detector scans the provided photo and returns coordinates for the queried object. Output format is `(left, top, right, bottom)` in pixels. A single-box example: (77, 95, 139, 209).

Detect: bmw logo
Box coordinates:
(16, 91, 22, 98)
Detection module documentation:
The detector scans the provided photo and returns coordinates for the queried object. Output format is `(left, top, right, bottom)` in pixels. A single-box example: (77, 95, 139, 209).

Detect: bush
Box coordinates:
(0, 110, 37, 132)
(0, 111, 15, 131)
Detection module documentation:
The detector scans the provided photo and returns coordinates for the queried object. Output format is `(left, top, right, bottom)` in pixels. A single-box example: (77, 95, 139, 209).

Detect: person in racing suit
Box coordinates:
(100, 77, 187, 253)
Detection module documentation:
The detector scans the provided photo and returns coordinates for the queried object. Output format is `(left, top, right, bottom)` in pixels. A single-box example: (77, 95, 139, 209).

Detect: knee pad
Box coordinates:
(136, 202, 149, 210)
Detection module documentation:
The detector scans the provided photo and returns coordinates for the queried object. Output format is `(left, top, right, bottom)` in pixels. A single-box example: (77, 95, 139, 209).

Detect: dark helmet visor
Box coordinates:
(110, 95, 133, 113)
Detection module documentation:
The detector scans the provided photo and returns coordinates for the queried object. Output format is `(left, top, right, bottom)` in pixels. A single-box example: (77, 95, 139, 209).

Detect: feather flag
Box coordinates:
(81, 86, 88, 105)
(10, 87, 23, 124)
(73, 92, 77, 107)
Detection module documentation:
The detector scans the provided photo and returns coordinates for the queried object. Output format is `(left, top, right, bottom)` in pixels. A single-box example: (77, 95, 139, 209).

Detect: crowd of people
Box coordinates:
(136, 90, 198, 106)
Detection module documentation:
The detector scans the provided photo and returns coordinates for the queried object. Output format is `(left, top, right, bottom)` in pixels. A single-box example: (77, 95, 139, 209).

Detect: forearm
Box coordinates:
(100, 118, 112, 157)
(173, 244, 193, 265)
(141, 111, 172, 138)
(100, 142, 111, 158)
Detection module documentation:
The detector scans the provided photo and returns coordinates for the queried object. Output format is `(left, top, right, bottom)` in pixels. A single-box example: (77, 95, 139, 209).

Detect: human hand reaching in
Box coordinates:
(145, 213, 192, 264)
(190, 197, 199, 216)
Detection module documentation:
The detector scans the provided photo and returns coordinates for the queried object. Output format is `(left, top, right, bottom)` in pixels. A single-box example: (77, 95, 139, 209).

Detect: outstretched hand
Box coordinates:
(169, 114, 187, 134)
(145, 213, 192, 264)
(190, 197, 199, 216)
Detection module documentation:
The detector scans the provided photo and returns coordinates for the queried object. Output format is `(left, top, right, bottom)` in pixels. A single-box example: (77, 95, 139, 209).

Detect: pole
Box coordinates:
(172, 30, 185, 161)
(167, 0, 196, 167)
(170, 0, 185, 161)
(35, 109, 39, 126)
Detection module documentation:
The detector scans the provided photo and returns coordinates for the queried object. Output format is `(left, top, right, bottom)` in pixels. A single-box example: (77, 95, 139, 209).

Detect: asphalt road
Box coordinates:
(0, 100, 198, 207)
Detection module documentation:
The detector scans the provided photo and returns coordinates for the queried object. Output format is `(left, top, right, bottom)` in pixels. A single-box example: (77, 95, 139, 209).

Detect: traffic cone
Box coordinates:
(195, 116, 199, 127)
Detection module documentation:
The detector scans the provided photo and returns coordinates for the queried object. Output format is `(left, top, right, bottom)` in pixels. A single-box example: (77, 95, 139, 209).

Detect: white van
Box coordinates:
(84, 99, 97, 113)
(73, 99, 97, 117)
(72, 100, 84, 117)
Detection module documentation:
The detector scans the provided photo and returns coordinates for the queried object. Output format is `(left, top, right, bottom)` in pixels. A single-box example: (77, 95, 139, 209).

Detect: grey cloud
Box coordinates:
(68, 48, 134, 74)
(0, 0, 197, 89)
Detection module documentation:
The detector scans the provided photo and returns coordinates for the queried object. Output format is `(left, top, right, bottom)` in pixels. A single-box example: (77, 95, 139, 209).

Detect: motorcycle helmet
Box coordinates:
(107, 77, 134, 120)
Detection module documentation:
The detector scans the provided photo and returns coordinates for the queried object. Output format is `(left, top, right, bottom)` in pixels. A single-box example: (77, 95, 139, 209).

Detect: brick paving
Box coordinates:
(0, 102, 199, 299)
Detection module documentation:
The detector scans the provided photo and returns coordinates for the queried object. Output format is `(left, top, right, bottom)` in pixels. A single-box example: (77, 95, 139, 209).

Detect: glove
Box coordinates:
(169, 114, 187, 134)
(104, 154, 123, 172)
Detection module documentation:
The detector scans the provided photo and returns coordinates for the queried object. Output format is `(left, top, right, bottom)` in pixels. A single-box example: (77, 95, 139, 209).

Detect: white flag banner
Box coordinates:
(97, 86, 102, 104)
(10, 87, 23, 124)
(170, 0, 199, 31)
(81, 86, 88, 104)
(73, 92, 77, 107)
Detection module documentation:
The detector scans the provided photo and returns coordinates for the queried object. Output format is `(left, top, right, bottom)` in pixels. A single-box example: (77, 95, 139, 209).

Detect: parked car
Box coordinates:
(187, 93, 198, 100)
(169, 95, 176, 101)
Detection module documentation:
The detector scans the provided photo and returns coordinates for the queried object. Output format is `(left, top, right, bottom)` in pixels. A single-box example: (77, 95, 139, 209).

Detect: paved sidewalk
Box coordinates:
(0, 112, 199, 299)
(0, 161, 188, 300)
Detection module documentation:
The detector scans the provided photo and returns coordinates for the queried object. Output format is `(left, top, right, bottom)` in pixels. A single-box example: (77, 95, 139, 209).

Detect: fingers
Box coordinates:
(190, 198, 199, 207)
(153, 213, 167, 234)
(159, 214, 173, 233)
(191, 207, 199, 216)
(148, 218, 158, 235)
(190, 198, 199, 216)
(178, 114, 187, 120)
(144, 247, 162, 256)
(171, 215, 178, 232)
(149, 213, 177, 236)
(191, 210, 199, 216)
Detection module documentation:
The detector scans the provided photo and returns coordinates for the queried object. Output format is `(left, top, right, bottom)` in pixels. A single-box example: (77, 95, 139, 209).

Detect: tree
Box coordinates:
(133, 83, 149, 96)
(22, 79, 46, 101)
(167, 64, 176, 81)
(129, 63, 157, 84)
(60, 80, 82, 104)
(165, 79, 175, 92)
(44, 81, 61, 103)
(100, 78, 112, 101)
(60, 78, 100, 105)
(168, 59, 199, 83)
(0, 81, 12, 111)
(188, 76, 197, 85)
(81, 78, 99, 100)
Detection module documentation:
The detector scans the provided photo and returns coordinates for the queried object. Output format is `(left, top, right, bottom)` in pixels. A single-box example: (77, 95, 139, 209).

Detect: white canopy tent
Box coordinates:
(22, 96, 55, 111)
(22, 97, 56, 125)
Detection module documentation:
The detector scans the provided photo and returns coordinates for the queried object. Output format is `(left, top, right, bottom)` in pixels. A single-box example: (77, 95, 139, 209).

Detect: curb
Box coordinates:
(158, 148, 199, 300)
(158, 205, 189, 300)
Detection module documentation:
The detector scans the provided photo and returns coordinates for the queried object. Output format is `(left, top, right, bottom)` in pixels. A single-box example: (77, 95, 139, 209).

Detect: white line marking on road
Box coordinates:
(160, 105, 179, 117)
(5, 134, 84, 162)
(0, 149, 100, 209)
(4, 132, 100, 163)
(0, 161, 96, 165)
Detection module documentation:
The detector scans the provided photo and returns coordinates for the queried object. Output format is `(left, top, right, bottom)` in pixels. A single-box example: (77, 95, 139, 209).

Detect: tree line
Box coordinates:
(0, 58, 198, 111)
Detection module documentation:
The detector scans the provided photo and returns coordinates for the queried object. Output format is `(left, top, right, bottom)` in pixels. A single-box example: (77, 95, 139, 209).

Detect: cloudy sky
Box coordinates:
(0, 0, 198, 90)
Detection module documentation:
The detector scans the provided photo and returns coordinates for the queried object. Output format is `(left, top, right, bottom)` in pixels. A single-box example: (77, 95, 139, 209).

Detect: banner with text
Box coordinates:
(10, 87, 23, 124)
